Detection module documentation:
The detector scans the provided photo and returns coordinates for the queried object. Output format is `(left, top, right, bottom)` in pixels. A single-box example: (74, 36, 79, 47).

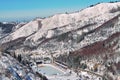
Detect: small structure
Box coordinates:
(44, 57, 51, 64)
(36, 59, 44, 64)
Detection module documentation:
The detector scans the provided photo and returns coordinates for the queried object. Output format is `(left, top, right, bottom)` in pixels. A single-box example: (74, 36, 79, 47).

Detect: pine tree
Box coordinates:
(13, 53, 16, 58)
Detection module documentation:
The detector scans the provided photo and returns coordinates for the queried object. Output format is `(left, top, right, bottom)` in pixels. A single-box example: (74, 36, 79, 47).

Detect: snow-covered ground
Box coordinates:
(0, 53, 41, 80)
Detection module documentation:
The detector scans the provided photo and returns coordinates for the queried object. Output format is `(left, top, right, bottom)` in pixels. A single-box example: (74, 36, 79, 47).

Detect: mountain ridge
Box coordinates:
(0, 2, 120, 52)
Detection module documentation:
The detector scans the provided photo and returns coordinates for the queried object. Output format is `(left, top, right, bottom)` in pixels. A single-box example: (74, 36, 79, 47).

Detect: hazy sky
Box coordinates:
(0, 0, 119, 21)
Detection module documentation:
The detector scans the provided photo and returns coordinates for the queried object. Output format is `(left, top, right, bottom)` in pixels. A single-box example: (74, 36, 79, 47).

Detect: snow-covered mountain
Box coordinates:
(1, 2, 120, 51)
(0, 22, 17, 39)
(0, 2, 120, 80)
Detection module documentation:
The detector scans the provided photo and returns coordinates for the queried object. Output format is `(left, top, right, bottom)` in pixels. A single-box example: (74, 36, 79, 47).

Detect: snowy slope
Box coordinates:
(0, 2, 120, 52)
(1, 20, 42, 43)
(41, 2, 120, 28)
(28, 2, 120, 42)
